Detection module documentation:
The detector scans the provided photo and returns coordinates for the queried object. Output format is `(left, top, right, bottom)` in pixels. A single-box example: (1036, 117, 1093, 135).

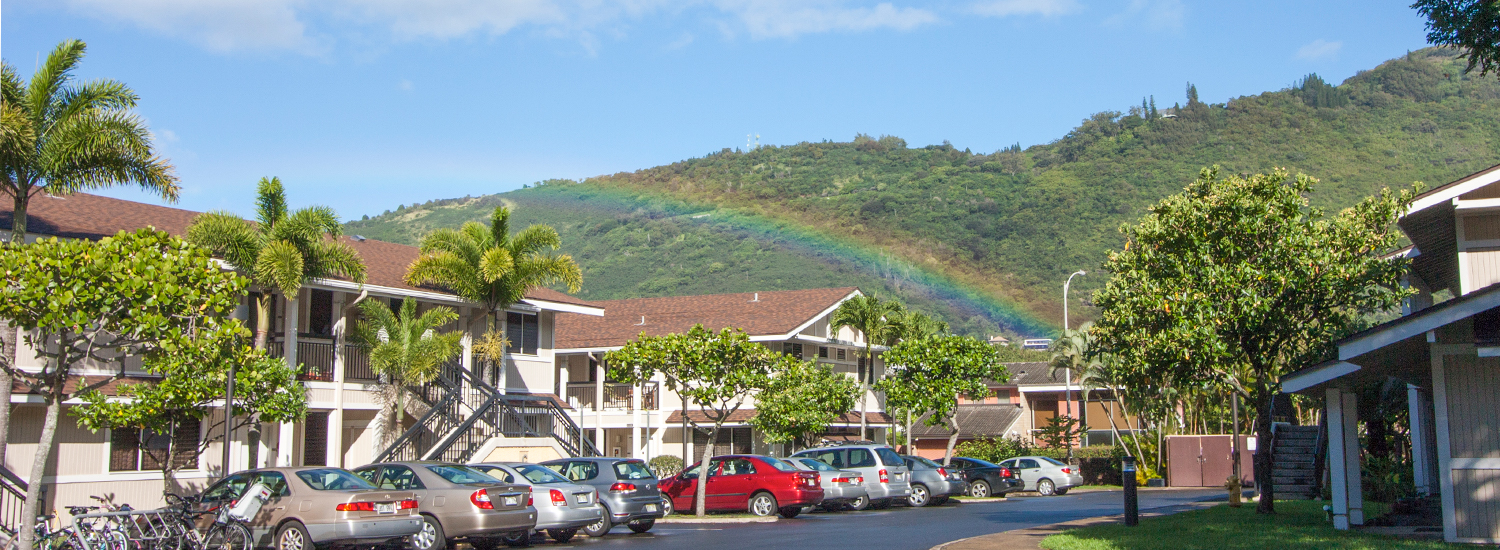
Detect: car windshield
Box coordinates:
(909, 456, 943, 469)
(613, 461, 656, 480)
(1039, 456, 1067, 466)
(426, 465, 502, 485)
(876, 448, 906, 467)
(963, 457, 1000, 468)
(516, 465, 569, 484)
(759, 457, 798, 472)
(796, 458, 838, 472)
(296, 469, 376, 491)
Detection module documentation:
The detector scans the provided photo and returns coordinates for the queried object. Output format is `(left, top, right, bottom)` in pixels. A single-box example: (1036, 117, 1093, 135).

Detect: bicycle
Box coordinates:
(158, 492, 255, 550)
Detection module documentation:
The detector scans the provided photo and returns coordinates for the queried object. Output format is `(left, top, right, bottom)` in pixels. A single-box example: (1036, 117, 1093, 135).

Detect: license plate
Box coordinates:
(644, 504, 658, 512)
(503, 496, 520, 507)
(575, 494, 589, 504)
(376, 503, 396, 514)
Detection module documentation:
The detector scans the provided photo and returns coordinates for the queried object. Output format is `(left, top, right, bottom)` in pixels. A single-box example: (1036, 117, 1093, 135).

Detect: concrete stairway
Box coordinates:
(1270, 424, 1322, 500)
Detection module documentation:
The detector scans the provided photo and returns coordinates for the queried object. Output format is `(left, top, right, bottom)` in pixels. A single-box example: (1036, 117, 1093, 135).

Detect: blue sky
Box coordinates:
(3, 0, 1433, 219)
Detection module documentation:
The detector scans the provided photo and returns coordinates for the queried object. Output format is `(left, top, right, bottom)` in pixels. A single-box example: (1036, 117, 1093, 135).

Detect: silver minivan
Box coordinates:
(791, 445, 911, 509)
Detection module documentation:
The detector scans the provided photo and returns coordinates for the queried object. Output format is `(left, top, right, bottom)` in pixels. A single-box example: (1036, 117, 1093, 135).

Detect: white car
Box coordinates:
(997, 456, 1085, 496)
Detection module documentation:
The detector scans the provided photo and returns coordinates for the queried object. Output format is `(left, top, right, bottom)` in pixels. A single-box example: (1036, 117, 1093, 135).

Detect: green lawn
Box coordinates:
(1040, 501, 1462, 550)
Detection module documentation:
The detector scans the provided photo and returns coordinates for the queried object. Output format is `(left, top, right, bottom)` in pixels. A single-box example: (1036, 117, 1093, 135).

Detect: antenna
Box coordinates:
(635, 316, 646, 326)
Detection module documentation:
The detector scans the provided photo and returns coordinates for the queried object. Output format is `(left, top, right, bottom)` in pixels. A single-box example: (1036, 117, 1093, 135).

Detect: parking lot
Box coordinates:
(534, 488, 1224, 550)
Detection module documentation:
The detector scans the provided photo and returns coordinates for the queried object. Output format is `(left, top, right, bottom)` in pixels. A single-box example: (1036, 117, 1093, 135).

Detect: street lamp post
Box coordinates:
(1063, 270, 1085, 457)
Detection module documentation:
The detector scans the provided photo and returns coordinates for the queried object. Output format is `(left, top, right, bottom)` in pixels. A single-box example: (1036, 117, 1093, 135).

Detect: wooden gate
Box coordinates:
(1166, 435, 1255, 487)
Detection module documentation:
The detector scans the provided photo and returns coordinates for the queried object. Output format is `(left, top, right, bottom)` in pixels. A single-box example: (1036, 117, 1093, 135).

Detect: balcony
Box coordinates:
(565, 382, 659, 411)
(267, 339, 380, 382)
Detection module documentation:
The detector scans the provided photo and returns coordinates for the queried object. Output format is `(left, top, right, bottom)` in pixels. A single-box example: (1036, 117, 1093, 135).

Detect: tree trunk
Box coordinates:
(943, 415, 961, 467)
(859, 351, 870, 440)
(694, 425, 717, 517)
(0, 320, 16, 469)
(18, 385, 62, 550)
(253, 294, 273, 351)
(1254, 392, 1276, 514)
(10, 194, 28, 245)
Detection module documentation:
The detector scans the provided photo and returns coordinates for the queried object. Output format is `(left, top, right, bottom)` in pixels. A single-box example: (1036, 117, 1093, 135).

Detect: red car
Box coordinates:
(659, 455, 823, 518)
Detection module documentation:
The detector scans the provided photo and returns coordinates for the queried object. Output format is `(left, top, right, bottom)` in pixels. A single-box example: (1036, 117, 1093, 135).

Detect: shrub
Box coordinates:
(648, 455, 683, 478)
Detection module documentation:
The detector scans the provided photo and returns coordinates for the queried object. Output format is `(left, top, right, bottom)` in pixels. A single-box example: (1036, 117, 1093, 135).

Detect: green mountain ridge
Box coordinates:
(348, 47, 1500, 339)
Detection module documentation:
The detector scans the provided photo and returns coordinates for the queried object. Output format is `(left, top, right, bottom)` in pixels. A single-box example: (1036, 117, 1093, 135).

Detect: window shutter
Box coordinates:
(172, 420, 201, 469)
(506, 312, 524, 354)
(110, 428, 141, 472)
(302, 412, 329, 467)
(523, 313, 539, 355)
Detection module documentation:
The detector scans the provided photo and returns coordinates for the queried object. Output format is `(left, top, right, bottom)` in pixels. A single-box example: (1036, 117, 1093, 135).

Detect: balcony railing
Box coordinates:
(565, 382, 659, 411)
(344, 344, 378, 381)
(269, 340, 337, 381)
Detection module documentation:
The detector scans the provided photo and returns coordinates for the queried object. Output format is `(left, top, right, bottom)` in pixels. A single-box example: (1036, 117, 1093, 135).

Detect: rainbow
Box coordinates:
(512, 183, 1056, 337)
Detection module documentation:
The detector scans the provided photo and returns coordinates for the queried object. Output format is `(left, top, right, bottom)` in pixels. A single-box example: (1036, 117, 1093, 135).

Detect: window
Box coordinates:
(785, 343, 803, 358)
(818, 346, 829, 358)
(836, 348, 847, 361)
(296, 468, 376, 491)
(679, 463, 702, 479)
(761, 457, 798, 472)
(720, 458, 756, 476)
(797, 458, 837, 472)
(302, 412, 328, 466)
(425, 465, 499, 485)
(201, 473, 250, 503)
(558, 461, 598, 481)
(848, 449, 877, 468)
(806, 450, 845, 468)
(378, 466, 426, 490)
(307, 289, 333, 337)
(858, 356, 868, 383)
(353, 468, 379, 484)
(1039, 456, 1067, 466)
(516, 465, 568, 484)
(613, 461, 655, 480)
(506, 312, 539, 355)
(110, 420, 199, 472)
(251, 472, 292, 497)
(876, 448, 905, 467)
(1018, 459, 1041, 470)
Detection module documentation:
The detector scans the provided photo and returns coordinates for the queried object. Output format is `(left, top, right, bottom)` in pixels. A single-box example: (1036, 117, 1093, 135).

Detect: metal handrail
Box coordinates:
(0, 466, 26, 536)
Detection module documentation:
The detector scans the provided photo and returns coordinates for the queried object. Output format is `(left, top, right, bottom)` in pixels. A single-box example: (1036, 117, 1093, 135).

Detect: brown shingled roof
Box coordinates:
(0, 193, 598, 307)
(554, 287, 858, 349)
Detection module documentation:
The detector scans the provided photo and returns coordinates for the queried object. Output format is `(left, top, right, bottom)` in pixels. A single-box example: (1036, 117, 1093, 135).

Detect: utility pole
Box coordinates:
(1063, 270, 1086, 458)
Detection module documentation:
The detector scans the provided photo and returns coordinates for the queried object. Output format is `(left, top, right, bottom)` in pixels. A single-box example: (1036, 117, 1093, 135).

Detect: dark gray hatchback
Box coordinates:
(541, 458, 664, 537)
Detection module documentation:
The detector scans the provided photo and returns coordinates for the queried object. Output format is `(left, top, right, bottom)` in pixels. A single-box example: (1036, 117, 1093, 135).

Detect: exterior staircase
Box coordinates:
(1270, 424, 1323, 500)
(374, 362, 599, 463)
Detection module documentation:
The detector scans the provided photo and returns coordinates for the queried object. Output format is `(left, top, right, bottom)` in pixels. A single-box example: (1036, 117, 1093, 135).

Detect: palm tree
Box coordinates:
(2, 39, 179, 244)
(892, 310, 948, 341)
(353, 298, 463, 444)
(405, 206, 581, 387)
(831, 293, 903, 440)
(186, 177, 366, 350)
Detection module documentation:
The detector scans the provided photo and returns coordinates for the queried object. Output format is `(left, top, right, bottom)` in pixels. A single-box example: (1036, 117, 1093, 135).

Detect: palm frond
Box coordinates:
(286, 205, 342, 237)
(406, 250, 480, 298)
(255, 177, 287, 228)
(186, 212, 261, 269)
(53, 79, 137, 126)
(304, 239, 366, 283)
(488, 206, 511, 245)
(509, 224, 561, 256)
(515, 253, 582, 294)
(1, 62, 24, 106)
(27, 40, 86, 131)
(478, 246, 514, 284)
(255, 240, 305, 297)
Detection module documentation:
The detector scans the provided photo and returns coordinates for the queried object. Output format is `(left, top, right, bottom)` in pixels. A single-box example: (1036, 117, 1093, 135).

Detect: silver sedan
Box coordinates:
(789, 457, 871, 511)
(471, 462, 605, 544)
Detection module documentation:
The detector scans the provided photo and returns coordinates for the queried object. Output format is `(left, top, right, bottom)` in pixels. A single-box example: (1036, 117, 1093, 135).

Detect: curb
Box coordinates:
(656, 516, 779, 524)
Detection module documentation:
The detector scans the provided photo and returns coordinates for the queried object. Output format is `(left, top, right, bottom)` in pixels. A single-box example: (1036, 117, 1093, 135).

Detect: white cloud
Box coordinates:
(972, 0, 1079, 17)
(720, 1, 938, 39)
(36, 0, 937, 54)
(155, 129, 179, 143)
(1296, 39, 1342, 61)
(57, 0, 318, 53)
(1105, 0, 1183, 31)
(397, 79, 414, 91)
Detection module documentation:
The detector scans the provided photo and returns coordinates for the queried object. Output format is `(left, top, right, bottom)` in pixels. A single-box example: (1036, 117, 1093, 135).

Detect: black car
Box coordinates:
(945, 457, 1023, 498)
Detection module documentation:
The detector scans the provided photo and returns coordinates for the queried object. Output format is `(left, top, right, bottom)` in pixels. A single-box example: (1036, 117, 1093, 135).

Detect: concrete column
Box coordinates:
(1409, 384, 1433, 496)
(278, 421, 296, 467)
(631, 383, 643, 458)
(595, 359, 606, 453)
(459, 311, 473, 373)
(284, 294, 300, 372)
(1327, 387, 1352, 530)
(330, 293, 347, 468)
(1342, 391, 1364, 526)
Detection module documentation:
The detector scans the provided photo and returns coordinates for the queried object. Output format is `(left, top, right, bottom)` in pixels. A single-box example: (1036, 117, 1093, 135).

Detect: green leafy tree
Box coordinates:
(605, 326, 781, 517)
(0, 38, 179, 471)
(1413, 0, 1500, 76)
(878, 334, 1008, 465)
(1091, 167, 1416, 513)
(831, 294, 903, 440)
(1035, 416, 1081, 450)
(353, 298, 463, 445)
(187, 177, 366, 350)
(750, 361, 859, 451)
(405, 206, 581, 387)
(0, 229, 245, 550)
(1047, 324, 1094, 455)
(73, 325, 307, 490)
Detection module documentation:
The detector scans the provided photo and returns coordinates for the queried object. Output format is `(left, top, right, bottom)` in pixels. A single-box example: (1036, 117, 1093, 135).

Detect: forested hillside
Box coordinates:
(348, 48, 1500, 338)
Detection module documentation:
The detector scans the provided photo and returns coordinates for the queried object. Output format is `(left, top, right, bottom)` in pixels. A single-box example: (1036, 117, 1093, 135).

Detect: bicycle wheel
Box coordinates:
(203, 523, 252, 550)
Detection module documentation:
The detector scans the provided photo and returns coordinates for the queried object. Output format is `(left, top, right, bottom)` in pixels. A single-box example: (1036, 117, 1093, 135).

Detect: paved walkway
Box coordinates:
(931, 499, 1225, 550)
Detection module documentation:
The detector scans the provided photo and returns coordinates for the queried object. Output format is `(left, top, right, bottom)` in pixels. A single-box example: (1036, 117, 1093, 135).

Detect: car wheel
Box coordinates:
(275, 522, 311, 550)
(411, 516, 444, 550)
(908, 484, 930, 507)
(1038, 479, 1056, 496)
(748, 492, 778, 517)
(969, 480, 991, 498)
(547, 529, 577, 543)
(660, 496, 675, 516)
(847, 495, 870, 511)
(1055, 488, 1070, 496)
(627, 519, 655, 534)
(582, 513, 613, 538)
(501, 531, 530, 548)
